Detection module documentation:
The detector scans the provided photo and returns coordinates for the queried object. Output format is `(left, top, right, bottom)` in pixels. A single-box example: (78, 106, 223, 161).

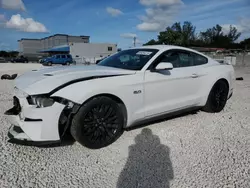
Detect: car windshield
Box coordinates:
(97, 49, 158, 70)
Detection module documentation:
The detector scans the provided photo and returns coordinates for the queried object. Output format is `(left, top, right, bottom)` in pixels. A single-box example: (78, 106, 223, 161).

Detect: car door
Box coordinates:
(61, 55, 67, 64)
(144, 49, 204, 117)
(54, 55, 61, 64)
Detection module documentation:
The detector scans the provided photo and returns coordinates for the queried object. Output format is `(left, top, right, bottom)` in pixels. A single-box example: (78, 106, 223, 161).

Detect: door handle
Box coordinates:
(191, 74, 199, 78)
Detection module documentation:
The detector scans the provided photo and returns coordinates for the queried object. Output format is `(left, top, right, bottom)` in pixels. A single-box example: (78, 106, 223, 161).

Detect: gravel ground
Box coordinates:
(0, 63, 250, 188)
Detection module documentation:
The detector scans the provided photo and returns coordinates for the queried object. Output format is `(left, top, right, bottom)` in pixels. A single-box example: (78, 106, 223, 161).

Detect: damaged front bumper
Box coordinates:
(4, 94, 67, 146)
(8, 124, 61, 146)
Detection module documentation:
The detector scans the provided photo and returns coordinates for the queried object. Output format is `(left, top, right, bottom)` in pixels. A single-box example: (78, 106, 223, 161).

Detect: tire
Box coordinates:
(48, 62, 52, 66)
(66, 62, 70, 66)
(203, 80, 229, 113)
(70, 96, 125, 149)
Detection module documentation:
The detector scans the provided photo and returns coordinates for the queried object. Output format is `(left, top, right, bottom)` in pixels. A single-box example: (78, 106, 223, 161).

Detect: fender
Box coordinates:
(51, 73, 145, 127)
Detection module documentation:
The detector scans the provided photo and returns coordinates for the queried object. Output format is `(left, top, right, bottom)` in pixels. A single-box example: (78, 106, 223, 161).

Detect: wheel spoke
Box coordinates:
(106, 116, 117, 123)
(85, 126, 96, 136)
(106, 123, 118, 129)
(103, 106, 113, 119)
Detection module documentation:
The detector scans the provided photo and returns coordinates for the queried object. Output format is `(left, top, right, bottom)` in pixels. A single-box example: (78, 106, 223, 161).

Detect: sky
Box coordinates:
(0, 0, 250, 51)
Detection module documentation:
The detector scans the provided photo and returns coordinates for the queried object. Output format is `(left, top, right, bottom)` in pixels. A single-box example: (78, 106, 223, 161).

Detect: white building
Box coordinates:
(18, 34, 117, 63)
(69, 43, 117, 63)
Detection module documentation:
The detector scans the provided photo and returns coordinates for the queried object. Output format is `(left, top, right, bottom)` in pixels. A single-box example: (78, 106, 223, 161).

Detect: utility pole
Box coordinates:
(133, 37, 136, 47)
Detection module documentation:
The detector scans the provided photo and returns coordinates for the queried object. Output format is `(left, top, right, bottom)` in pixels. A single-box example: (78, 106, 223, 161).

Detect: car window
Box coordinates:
(119, 55, 131, 63)
(98, 49, 158, 70)
(192, 53, 208, 66)
(67, 55, 71, 58)
(159, 50, 193, 68)
(61, 55, 66, 58)
(56, 55, 60, 59)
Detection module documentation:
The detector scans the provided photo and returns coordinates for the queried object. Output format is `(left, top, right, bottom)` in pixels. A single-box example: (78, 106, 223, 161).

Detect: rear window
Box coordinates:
(192, 53, 208, 66)
(67, 55, 72, 58)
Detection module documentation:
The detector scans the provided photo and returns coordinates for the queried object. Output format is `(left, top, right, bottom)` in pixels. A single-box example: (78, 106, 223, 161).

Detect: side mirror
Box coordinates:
(155, 62, 173, 71)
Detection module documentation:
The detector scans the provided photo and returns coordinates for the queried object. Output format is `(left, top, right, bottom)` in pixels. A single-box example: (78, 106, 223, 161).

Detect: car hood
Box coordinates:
(15, 65, 136, 95)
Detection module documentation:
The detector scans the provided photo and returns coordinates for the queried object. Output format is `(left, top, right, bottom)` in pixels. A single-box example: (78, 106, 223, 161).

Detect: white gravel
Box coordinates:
(0, 63, 250, 188)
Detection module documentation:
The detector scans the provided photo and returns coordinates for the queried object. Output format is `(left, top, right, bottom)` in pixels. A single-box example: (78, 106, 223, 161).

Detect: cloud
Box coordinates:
(137, 0, 184, 32)
(221, 24, 243, 34)
(120, 33, 137, 38)
(0, 0, 26, 11)
(106, 7, 123, 17)
(221, 18, 250, 34)
(5, 14, 49, 33)
(238, 18, 250, 33)
(186, 0, 241, 16)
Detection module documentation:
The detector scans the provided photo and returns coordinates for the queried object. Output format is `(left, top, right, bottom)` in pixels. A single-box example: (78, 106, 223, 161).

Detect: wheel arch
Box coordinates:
(57, 92, 129, 139)
(213, 78, 229, 91)
(81, 93, 128, 127)
(202, 77, 230, 106)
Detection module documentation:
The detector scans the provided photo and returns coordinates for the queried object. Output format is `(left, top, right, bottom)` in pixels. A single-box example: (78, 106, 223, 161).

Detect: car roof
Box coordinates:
(129, 45, 208, 56)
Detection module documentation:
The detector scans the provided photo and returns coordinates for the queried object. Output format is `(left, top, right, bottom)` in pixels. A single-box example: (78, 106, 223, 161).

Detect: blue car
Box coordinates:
(41, 54, 74, 66)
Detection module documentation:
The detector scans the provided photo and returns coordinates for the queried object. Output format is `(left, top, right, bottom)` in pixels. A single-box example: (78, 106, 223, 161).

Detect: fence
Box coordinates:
(205, 53, 250, 67)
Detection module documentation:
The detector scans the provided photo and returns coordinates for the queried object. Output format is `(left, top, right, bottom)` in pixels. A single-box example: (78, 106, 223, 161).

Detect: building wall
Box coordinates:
(70, 43, 117, 63)
(18, 34, 90, 58)
(18, 39, 42, 56)
(68, 36, 89, 43)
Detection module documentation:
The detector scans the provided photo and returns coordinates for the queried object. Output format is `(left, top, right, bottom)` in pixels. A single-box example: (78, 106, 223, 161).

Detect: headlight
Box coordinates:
(28, 95, 55, 108)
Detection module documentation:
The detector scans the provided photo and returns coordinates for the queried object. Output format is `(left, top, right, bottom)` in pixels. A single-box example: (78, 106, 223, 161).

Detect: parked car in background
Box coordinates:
(41, 54, 74, 66)
(5, 45, 235, 149)
(10, 56, 29, 63)
(0, 57, 6, 63)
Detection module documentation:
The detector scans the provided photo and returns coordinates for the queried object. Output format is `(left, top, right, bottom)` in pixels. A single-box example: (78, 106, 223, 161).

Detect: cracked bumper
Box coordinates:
(8, 125, 61, 146)
(5, 95, 66, 146)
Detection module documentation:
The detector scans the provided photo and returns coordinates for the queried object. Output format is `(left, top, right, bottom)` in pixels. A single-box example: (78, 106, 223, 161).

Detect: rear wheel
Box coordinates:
(203, 80, 229, 113)
(48, 62, 52, 66)
(70, 96, 125, 149)
(66, 61, 70, 66)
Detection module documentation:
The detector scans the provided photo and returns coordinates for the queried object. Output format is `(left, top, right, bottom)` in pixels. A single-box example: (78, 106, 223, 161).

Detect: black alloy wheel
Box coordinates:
(203, 80, 229, 113)
(70, 96, 124, 149)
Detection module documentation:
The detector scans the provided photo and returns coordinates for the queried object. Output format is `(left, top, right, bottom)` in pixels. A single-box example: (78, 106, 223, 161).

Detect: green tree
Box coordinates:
(157, 21, 196, 46)
(143, 39, 160, 46)
(9, 51, 19, 57)
(0, 51, 9, 57)
(240, 38, 250, 49)
(143, 22, 242, 49)
(200, 24, 241, 47)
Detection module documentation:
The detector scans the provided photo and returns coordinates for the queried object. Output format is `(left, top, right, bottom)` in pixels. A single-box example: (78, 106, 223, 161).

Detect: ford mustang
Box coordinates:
(4, 45, 235, 149)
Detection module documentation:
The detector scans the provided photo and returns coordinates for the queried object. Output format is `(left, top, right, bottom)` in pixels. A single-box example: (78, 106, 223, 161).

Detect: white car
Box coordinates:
(5, 45, 235, 149)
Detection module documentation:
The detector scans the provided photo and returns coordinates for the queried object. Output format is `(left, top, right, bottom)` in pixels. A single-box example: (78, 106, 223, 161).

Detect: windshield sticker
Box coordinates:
(136, 51, 152, 56)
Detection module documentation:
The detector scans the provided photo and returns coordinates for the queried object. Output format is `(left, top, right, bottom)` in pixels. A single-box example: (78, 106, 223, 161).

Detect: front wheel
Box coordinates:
(203, 80, 229, 113)
(70, 96, 125, 149)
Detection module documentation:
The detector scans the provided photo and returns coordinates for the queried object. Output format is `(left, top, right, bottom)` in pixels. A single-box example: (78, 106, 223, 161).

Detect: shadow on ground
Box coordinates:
(117, 128, 174, 188)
